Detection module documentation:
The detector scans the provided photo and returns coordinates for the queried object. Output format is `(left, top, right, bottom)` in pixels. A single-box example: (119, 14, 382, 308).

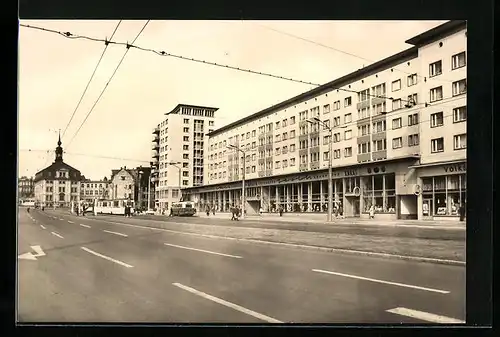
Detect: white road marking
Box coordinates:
(386, 307, 465, 324)
(51, 231, 64, 239)
(164, 243, 242, 258)
(68, 220, 74, 224)
(31, 245, 46, 257)
(80, 224, 91, 228)
(172, 283, 282, 323)
(312, 269, 450, 294)
(40, 225, 46, 230)
(103, 230, 128, 237)
(81, 247, 133, 268)
(68, 217, 465, 266)
(58, 218, 64, 221)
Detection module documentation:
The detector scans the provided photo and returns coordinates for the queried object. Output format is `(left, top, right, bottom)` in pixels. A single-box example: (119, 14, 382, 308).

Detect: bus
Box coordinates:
(94, 199, 135, 215)
(19, 198, 35, 207)
(171, 201, 196, 216)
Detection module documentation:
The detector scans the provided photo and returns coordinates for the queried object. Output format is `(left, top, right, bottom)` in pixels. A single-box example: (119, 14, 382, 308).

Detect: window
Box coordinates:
(454, 134, 467, 150)
(323, 152, 330, 161)
(430, 112, 444, 127)
(290, 144, 296, 152)
(182, 171, 189, 177)
(408, 134, 419, 146)
(373, 120, 386, 133)
(323, 104, 331, 114)
(252, 141, 256, 148)
(333, 133, 341, 143)
(392, 99, 402, 110)
(281, 132, 287, 141)
(290, 130, 296, 138)
(452, 79, 467, 96)
(392, 117, 402, 129)
(290, 158, 296, 166)
(373, 139, 387, 151)
(282, 146, 288, 154)
(276, 134, 281, 142)
(183, 145, 189, 150)
(431, 137, 444, 153)
(209, 120, 214, 126)
(372, 83, 386, 97)
(391, 79, 401, 91)
(358, 142, 370, 154)
(182, 180, 188, 186)
(183, 154, 189, 159)
(430, 86, 443, 102)
(408, 113, 419, 126)
(344, 147, 352, 157)
(373, 102, 386, 115)
(358, 124, 370, 136)
(252, 130, 256, 137)
(275, 161, 281, 169)
(344, 97, 352, 107)
(183, 118, 189, 124)
(333, 149, 341, 159)
(275, 122, 280, 129)
(344, 129, 352, 140)
(282, 160, 288, 168)
(246, 132, 250, 139)
(252, 166, 256, 172)
(358, 89, 370, 102)
(183, 127, 189, 132)
(344, 113, 352, 123)
(452, 51, 466, 70)
(358, 107, 369, 119)
(407, 73, 417, 86)
(407, 93, 418, 106)
(322, 119, 330, 129)
(290, 116, 296, 124)
(299, 111, 308, 121)
(453, 106, 467, 123)
(333, 101, 341, 110)
(323, 135, 330, 145)
(429, 60, 442, 77)
(333, 116, 341, 127)
(392, 137, 403, 149)
(275, 147, 281, 155)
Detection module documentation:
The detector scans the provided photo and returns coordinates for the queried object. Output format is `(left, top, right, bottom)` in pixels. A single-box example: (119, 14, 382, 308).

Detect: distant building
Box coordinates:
(33, 134, 82, 207)
(80, 177, 110, 202)
(152, 104, 218, 210)
(107, 166, 153, 210)
(18, 176, 34, 198)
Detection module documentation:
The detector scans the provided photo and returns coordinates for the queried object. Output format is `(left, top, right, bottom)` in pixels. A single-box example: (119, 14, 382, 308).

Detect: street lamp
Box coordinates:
(227, 144, 246, 219)
(167, 162, 182, 201)
(307, 117, 346, 222)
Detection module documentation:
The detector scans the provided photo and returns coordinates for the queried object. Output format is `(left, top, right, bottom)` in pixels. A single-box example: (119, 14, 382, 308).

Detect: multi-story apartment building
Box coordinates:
(18, 176, 34, 198)
(80, 178, 110, 202)
(33, 135, 82, 207)
(152, 104, 217, 211)
(182, 20, 467, 221)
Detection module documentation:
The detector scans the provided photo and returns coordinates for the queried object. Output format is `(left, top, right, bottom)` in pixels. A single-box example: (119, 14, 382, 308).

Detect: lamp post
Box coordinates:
(227, 144, 246, 219)
(167, 161, 182, 201)
(307, 117, 347, 222)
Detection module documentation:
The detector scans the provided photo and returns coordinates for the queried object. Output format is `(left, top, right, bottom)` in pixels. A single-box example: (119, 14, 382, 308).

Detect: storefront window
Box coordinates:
(362, 173, 395, 213)
(423, 174, 466, 217)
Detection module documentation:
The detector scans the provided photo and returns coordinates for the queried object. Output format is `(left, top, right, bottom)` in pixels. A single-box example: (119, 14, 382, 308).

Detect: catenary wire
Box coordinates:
(254, 23, 463, 85)
(20, 23, 446, 108)
(61, 20, 122, 140)
(64, 20, 150, 149)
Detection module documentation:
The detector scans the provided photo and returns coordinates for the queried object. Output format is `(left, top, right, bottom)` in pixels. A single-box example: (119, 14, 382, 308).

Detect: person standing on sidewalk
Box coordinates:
(459, 203, 466, 221)
(369, 205, 375, 219)
(279, 205, 283, 217)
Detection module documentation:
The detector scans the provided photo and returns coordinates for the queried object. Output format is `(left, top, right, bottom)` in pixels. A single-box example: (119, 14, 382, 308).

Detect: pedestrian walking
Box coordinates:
(259, 207, 263, 216)
(459, 203, 466, 221)
(205, 205, 210, 217)
(279, 205, 283, 217)
(169, 207, 174, 217)
(369, 205, 375, 219)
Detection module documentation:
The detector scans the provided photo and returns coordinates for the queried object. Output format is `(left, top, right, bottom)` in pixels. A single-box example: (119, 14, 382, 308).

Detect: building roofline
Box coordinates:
(165, 104, 219, 115)
(405, 20, 467, 46)
(207, 46, 418, 137)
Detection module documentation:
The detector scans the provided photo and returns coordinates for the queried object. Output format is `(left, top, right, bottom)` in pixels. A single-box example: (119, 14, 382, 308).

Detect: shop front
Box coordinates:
(183, 156, 419, 219)
(414, 160, 466, 221)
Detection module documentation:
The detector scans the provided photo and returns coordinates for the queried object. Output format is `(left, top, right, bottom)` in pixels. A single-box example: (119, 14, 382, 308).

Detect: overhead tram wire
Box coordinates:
(21, 23, 438, 109)
(254, 23, 461, 85)
(65, 20, 150, 150)
(61, 20, 122, 140)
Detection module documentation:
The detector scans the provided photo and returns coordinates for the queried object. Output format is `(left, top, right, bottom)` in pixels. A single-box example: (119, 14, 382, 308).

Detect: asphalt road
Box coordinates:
(107, 213, 465, 241)
(17, 208, 466, 324)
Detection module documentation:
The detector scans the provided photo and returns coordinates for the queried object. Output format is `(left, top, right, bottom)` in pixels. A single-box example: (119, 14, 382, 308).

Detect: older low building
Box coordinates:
(80, 178, 110, 202)
(18, 176, 34, 198)
(33, 135, 82, 207)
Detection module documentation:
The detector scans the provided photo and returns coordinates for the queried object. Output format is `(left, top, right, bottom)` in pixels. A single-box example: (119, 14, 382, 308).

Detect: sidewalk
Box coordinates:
(193, 212, 465, 228)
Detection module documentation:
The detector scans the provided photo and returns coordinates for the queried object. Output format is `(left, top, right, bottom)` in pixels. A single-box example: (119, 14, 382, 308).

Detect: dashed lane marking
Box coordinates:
(164, 243, 242, 259)
(172, 283, 282, 323)
(386, 307, 465, 324)
(80, 224, 91, 228)
(103, 230, 128, 237)
(68, 220, 74, 224)
(312, 269, 450, 294)
(81, 247, 133, 268)
(51, 232, 64, 239)
(40, 225, 46, 230)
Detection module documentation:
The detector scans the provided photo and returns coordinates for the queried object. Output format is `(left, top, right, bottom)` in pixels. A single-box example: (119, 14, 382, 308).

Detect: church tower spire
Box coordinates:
(55, 130, 63, 162)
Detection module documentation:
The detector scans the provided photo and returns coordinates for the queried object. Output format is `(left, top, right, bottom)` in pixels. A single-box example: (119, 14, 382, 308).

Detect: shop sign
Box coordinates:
(443, 163, 466, 173)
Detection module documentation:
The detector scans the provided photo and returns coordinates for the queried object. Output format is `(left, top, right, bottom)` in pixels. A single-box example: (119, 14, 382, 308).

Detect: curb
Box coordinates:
(73, 214, 465, 267)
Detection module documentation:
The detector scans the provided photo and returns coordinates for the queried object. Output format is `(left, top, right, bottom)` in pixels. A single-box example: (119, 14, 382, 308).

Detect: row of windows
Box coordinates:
(429, 79, 467, 103)
(431, 135, 467, 152)
(429, 51, 466, 78)
(44, 187, 79, 193)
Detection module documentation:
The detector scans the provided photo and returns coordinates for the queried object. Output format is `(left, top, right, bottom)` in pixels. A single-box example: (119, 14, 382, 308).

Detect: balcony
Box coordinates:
(310, 161, 320, 170)
(299, 163, 308, 172)
(356, 100, 370, 110)
(152, 134, 159, 141)
(371, 96, 386, 105)
(372, 150, 387, 161)
(152, 126, 160, 134)
(151, 149, 159, 158)
(357, 153, 371, 163)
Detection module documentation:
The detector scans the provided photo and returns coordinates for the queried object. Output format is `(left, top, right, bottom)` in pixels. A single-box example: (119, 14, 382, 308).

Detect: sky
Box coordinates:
(18, 20, 447, 180)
